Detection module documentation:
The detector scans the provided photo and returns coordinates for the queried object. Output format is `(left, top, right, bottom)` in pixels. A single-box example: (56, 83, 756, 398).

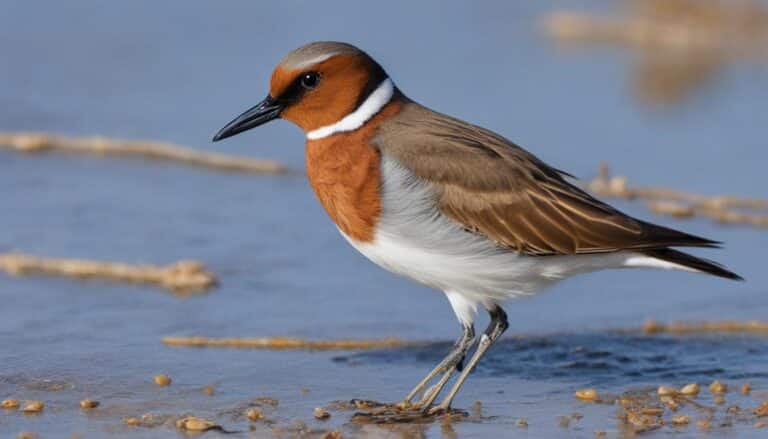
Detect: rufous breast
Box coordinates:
(305, 100, 403, 242)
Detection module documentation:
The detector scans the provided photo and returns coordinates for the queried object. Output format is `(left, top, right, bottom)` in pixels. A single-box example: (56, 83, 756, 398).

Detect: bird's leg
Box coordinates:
(429, 306, 508, 414)
(396, 324, 475, 410)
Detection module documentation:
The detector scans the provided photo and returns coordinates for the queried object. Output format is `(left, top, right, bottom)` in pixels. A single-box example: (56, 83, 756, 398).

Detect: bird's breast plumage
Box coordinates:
(304, 99, 403, 242)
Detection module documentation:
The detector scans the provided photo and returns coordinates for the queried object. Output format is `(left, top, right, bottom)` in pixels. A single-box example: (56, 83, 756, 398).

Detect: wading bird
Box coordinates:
(213, 42, 741, 414)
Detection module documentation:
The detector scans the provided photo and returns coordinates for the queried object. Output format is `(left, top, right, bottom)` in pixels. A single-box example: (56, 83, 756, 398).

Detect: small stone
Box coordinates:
(575, 388, 599, 401)
(558, 416, 571, 428)
(660, 395, 679, 411)
(756, 421, 768, 428)
(300, 388, 310, 396)
(16, 433, 38, 439)
(175, 416, 219, 431)
(321, 431, 342, 439)
(124, 417, 141, 426)
(314, 407, 331, 420)
(2, 399, 20, 409)
(517, 418, 528, 428)
(594, 431, 606, 438)
(246, 408, 263, 421)
(671, 415, 690, 425)
(714, 395, 725, 405)
(202, 386, 215, 396)
(755, 400, 768, 417)
(153, 374, 172, 386)
(709, 380, 727, 394)
(696, 419, 711, 430)
(21, 401, 44, 413)
(80, 399, 99, 409)
(658, 386, 677, 396)
(742, 383, 752, 395)
(680, 383, 700, 396)
(641, 407, 664, 416)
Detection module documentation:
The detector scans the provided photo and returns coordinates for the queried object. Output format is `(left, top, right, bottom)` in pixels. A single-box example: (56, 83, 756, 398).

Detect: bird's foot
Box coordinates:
(349, 399, 467, 424)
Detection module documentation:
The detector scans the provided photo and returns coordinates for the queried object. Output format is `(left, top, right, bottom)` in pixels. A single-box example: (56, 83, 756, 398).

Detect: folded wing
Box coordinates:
(374, 102, 718, 256)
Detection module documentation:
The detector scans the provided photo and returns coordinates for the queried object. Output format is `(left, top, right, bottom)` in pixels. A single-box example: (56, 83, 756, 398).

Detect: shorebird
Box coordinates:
(212, 42, 741, 414)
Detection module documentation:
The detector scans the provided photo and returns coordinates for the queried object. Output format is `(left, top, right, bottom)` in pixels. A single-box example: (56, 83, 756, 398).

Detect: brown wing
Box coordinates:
(373, 101, 718, 256)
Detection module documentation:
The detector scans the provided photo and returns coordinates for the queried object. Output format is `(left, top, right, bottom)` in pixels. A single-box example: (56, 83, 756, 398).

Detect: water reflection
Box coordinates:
(544, 0, 768, 106)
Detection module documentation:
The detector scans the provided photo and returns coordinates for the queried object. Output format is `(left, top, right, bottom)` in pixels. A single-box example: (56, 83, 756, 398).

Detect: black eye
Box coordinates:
(300, 72, 320, 90)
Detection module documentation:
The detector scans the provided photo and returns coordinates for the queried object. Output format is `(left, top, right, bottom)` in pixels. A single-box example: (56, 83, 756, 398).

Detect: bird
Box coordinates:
(212, 41, 741, 414)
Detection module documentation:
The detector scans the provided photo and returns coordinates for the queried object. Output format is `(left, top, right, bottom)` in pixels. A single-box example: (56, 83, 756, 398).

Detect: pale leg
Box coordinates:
(431, 306, 508, 413)
(397, 324, 475, 409)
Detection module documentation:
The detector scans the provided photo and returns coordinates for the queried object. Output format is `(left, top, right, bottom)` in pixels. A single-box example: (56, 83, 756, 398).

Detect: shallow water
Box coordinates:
(1, 0, 768, 437)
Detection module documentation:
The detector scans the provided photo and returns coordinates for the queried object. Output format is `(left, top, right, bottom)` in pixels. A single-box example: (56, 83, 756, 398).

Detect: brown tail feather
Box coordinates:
(640, 248, 743, 281)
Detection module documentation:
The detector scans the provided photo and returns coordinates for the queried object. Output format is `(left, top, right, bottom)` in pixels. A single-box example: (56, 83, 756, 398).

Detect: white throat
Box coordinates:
(306, 78, 394, 140)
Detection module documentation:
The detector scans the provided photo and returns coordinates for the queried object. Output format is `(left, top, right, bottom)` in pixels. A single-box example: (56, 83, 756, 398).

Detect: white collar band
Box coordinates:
(306, 78, 394, 140)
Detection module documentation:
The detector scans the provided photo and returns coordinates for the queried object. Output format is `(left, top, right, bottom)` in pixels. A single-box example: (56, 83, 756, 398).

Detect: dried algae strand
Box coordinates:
(0, 132, 286, 174)
(543, 0, 768, 53)
(643, 319, 768, 334)
(587, 164, 768, 229)
(0, 252, 216, 293)
(541, 0, 768, 107)
(162, 335, 418, 351)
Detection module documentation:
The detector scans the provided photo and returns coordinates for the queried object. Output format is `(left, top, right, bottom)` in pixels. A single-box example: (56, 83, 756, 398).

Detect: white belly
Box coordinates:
(338, 155, 686, 326)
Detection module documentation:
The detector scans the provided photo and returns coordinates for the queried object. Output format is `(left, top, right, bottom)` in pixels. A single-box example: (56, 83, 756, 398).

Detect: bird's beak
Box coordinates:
(212, 95, 283, 142)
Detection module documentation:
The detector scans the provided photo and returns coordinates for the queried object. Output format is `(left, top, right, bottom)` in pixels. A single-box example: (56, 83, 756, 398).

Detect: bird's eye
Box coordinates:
(300, 72, 320, 90)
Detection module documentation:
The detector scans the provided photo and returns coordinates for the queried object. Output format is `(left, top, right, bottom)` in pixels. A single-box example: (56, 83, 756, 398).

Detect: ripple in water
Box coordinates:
(338, 332, 768, 387)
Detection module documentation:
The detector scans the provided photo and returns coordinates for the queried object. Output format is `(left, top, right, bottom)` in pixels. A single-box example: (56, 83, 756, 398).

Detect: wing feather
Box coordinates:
(373, 102, 719, 256)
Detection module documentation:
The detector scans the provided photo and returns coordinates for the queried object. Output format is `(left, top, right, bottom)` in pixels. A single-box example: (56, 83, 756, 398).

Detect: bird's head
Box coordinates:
(213, 41, 392, 142)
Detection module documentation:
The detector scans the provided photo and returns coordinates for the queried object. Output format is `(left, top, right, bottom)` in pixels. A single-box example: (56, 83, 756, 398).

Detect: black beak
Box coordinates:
(212, 95, 283, 142)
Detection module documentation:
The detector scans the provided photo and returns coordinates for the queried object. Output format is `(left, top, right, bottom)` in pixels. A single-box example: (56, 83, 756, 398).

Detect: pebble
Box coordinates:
(20, 401, 44, 413)
(124, 417, 141, 426)
(671, 414, 690, 425)
(755, 400, 768, 417)
(741, 383, 752, 395)
(314, 407, 331, 420)
(657, 386, 677, 396)
(709, 380, 727, 394)
(16, 433, 38, 439)
(153, 374, 172, 386)
(246, 408, 263, 421)
(80, 399, 99, 409)
(640, 407, 664, 416)
(2, 399, 20, 409)
(175, 416, 219, 431)
(575, 388, 599, 401)
(680, 383, 700, 396)
(517, 418, 528, 428)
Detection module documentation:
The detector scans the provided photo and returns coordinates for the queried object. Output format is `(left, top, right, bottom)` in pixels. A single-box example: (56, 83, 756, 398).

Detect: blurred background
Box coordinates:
(1, 1, 767, 437)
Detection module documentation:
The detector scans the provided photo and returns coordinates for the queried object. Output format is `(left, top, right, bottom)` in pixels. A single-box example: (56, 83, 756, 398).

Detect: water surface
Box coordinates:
(1, 1, 767, 437)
